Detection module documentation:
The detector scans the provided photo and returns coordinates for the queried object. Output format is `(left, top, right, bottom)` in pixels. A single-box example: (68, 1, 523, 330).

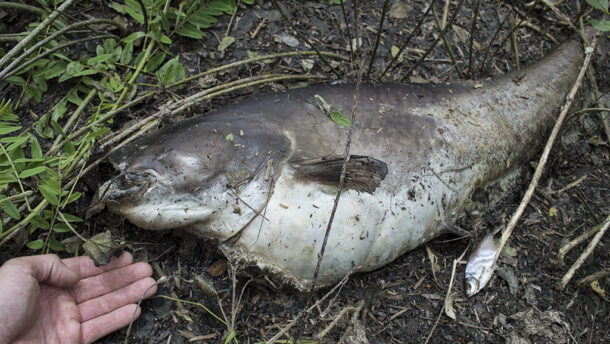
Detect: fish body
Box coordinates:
(101, 36, 584, 290)
(465, 228, 502, 296)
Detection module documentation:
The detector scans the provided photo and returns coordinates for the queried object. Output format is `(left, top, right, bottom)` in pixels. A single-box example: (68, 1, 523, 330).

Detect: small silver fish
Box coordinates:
(465, 227, 502, 296)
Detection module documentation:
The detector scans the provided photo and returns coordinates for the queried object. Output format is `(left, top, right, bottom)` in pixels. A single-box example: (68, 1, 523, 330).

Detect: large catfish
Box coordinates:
(99, 35, 585, 290)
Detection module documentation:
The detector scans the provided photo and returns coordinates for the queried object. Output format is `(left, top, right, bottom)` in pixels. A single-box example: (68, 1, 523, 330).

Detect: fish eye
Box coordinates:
(125, 171, 155, 186)
(467, 279, 479, 294)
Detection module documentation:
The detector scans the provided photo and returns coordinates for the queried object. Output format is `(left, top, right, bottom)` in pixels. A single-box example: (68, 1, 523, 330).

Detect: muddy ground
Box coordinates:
(1, 0, 609, 343)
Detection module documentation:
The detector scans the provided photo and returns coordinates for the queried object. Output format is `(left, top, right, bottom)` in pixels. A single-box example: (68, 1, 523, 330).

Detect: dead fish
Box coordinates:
(465, 227, 502, 297)
(98, 35, 585, 290)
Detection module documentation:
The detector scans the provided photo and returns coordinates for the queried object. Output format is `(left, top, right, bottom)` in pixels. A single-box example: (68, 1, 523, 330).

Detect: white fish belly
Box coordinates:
(227, 168, 461, 289)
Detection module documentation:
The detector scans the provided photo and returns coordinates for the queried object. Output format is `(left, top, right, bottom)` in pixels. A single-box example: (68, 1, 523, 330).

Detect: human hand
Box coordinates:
(0, 251, 157, 344)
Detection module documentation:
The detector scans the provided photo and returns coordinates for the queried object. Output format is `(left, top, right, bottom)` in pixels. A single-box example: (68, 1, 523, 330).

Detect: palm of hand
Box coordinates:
(16, 284, 83, 343)
(0, 252, 156, 344)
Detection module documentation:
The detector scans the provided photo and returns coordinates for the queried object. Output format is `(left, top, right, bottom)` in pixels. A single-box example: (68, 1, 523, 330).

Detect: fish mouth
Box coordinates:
(98, 171, 157, 206)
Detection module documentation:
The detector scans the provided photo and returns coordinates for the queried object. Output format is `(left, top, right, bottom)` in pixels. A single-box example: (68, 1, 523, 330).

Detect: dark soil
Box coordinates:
(2, 1, 609, 343)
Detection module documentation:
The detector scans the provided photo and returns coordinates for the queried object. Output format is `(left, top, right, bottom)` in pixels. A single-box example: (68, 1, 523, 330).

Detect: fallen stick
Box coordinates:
(557, 220, 602, 264)
(0, 0, 76, 77)
(424, 246, 469, 344)
(576, 267, 610, 288)
(557, 213, 610, 290)
(493, 36, 597, 268)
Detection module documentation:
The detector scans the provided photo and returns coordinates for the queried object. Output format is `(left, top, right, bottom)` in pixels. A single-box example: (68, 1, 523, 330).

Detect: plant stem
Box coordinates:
(112, 39, 155, 110)
(169, 51, 346, 89)
(0, 2, 46, 16)
(0, 0, 76, 72)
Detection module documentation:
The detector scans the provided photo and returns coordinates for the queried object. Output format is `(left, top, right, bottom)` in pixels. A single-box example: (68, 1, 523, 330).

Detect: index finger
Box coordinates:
(62, 251, 134, 279)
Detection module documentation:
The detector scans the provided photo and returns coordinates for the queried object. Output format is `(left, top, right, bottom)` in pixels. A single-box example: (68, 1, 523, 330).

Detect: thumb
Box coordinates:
(13, 254, 80, 287)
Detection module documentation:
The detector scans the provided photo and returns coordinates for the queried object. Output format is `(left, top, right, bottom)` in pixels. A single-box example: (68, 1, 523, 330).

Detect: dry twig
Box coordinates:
(557, 214, 610, 290)
(493, 36, 598, 266)
(557, 219, 601, 265)
(576, 268, 610, 288)
(424, 246, 469, 344)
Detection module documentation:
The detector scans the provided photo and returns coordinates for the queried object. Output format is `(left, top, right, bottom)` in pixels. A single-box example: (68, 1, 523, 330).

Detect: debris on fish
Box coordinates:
(465, 227, 502, 297)
(97, 35, 586, 290)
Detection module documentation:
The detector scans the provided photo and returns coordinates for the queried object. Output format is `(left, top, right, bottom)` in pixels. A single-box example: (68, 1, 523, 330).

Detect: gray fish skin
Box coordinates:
(101, 36, 584, 290)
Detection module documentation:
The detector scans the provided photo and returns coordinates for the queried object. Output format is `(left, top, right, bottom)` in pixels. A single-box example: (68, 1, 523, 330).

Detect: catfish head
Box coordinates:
(99, 115, 290, 241)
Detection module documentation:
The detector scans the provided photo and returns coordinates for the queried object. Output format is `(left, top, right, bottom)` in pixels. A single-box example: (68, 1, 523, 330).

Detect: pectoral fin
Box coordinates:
(290, 155, 388, 193)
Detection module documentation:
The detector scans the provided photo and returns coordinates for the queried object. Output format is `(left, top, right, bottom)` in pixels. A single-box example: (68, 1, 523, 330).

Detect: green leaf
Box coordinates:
(53, 223, 71, 233)
(120, 42, 133, 64)
(0, 126, 22, 135)
(5, 135, 29, 151)
(391, 45, 404, 63)
(26, 239, 44, 250)
(45, 60, 67, 79)
(589, 19, 610, 31)
(150, 28, 172, 44)
(23, 85, 42, 103)
(51, 119, 65, 137)
(191, 12, 217, 28)
(224, 330, 237, 344)
(218, 36, 235, 51)
(123, 0, 145, 24)
(5, 75, 25, 85)
(66, 91, 83, 106)
(0, 173, 17, 184)
(30, 215, 50, 230)
(87, 53, 113, 65)
(12, 158, 46, 164)
(157, 56, 185, 85)
(145, 52, 166, 72)
(63, 141, 76, 154)
(225, 133, 234, 141)
(65, 61, 84, 75)
(176, 23, 206, 39)
(74, 69, 98, 77)
(61, 212, 83, 222)
(19, 166, 47, 178)
(0, 196, 20, 219)
(51, 100, 67, 122)
(30, 136, 42, 159)
(586, 0, 609, 12)
(39, 183, 60, 205)
(122, 31, 145, 43)
(64, 192, 81, 204)
(329, 109, 351, 127)
(49, 237, 65, 251)
(207, 0, 236, 15)
(109, 2, 128, 14)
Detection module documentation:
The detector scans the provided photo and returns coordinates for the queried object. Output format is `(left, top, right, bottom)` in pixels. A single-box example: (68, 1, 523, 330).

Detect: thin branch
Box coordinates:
(307, 59, 365, 294)
(0, 2, 46, 16)
(493, 36, 597, 270)
(477, 0, 537, 74)
(265, 273, 350, 344)
(270, 0, 341, 79)
(425, 246, 469, 344)
(557, 214, 610, 290)
(558, 222, 603, 265)
(339, 0, 354, 65)
(169, 50, 345, 89)
(365, 0, 390, 79)
(467, 0, 481, 73)
(380, 0, 438, 80)
(400, 0, 466, 82)
(3, 34, 117, 80)
(0, 0, 77, 72)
